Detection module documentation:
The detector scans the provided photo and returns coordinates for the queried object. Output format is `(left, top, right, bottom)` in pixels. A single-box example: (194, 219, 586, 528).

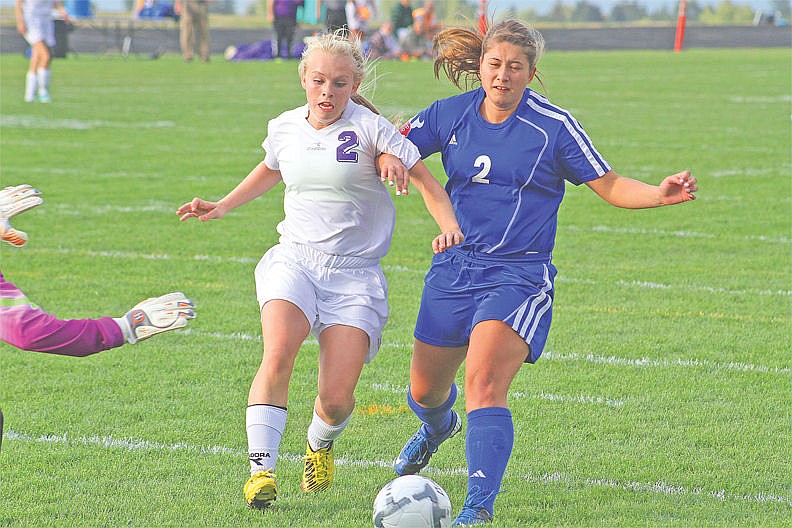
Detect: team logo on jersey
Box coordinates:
(399, 115, 424, 136)
(448, 133, 458, 146)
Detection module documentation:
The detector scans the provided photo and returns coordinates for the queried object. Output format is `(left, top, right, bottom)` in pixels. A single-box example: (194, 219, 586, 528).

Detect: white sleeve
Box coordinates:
(374, 114, 421, 168)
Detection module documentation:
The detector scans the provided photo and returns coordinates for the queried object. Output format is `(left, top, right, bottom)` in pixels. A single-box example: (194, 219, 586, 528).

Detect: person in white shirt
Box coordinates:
(15, 0, 68, 102)
(177, 30, 463, 512)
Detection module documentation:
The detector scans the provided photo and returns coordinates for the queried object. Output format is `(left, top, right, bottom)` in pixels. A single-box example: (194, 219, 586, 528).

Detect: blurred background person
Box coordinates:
(346, 0, 376, 42)
(390, 0, 412, 45)
(175, 0, 210, 62)
(269, 0, 304, 59)
(316, 0, 347, 34)
(15, 0, 69, 102)
(367, 20, 399, 59)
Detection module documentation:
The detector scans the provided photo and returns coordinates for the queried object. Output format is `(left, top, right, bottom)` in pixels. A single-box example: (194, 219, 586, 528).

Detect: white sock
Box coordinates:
(307, 407, 351, 451)
(36, 68, 50, 95)
(25, 72, 37, 101)
(246, 404, 287, 476)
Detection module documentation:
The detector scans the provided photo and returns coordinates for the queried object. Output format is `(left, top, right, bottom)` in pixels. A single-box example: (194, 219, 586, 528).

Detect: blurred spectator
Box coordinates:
(391, 0, 413, 43)
(346, 0, 376, 41)
(316, 0, 348, 33)
(269, 0, 304, 58)
(401, 0, 439, 59)
(175, 0, 210, 62)
(367, 20, 399, 59)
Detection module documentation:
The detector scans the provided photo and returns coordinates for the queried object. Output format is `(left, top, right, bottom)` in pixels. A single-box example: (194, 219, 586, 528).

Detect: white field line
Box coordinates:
(0, 114, 177, 130)
(14, 247, 792, 297)
(542, 351, 791, 375)
(369, 381, 624, 408)
(4, 429, 788, 506)
(182, 329, 791, 376)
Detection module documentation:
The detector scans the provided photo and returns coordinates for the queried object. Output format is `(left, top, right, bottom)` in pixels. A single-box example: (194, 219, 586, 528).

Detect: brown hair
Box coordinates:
(433, 19, 545, 91)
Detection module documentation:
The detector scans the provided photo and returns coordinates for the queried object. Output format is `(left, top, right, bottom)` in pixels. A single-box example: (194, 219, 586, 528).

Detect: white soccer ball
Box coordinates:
(373, 475, 453, 528)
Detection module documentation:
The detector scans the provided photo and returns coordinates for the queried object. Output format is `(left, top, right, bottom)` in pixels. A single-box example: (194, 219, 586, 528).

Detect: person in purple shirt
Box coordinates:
(268, 0, 305, 59)
(0, 184, 197, 449)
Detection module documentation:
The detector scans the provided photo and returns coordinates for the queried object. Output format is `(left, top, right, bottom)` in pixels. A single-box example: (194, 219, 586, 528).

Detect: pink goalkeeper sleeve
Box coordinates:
(0, 271, 125, 357)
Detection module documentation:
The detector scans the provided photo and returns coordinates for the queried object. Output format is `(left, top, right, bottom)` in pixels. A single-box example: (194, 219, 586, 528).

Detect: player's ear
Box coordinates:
(527, 66, 537, 83)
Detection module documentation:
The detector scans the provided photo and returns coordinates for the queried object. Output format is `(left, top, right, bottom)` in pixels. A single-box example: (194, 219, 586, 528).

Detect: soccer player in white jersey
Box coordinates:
(176, 30, 463, 511)
(15, 0, 68, 102)
(381, 20, 698, 526)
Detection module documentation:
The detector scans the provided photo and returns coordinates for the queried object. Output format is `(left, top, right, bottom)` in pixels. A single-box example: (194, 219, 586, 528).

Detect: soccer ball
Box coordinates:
(372, 475, 453, 528)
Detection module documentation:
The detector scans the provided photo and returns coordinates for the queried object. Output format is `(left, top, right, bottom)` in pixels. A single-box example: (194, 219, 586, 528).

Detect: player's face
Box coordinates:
(302, 51, 361, 130)
(479, 41, 536, 122)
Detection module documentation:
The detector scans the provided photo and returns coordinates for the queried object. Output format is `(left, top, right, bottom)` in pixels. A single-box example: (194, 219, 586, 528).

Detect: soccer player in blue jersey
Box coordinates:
(385, 20, 698, 526)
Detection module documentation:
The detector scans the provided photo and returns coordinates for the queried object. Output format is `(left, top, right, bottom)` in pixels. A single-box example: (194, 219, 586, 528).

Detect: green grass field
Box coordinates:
(0, 47, 790, 527)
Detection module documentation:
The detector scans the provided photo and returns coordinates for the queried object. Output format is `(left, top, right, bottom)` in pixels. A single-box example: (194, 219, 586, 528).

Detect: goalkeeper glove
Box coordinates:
(115, 292, 196, 344)
(0, 184, 43, 247)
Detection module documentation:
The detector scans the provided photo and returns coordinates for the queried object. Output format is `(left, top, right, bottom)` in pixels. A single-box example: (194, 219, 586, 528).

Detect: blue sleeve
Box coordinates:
(555, 116, 611, 185)
(400, 101, 444, 159)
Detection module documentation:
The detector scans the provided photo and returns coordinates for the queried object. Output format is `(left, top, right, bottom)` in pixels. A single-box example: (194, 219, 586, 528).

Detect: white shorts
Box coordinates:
(24, 13, 55, 47)
(254, 242, 389, 363)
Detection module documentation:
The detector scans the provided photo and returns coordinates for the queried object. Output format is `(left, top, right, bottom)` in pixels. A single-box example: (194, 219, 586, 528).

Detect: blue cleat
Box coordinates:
(394, 410, 461, 476)
(451, 486, 497, 526)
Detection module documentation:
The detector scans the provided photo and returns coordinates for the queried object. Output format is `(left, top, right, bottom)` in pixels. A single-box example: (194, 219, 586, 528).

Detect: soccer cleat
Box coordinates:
(244, 469, 277, 510)
(301, 442, 334, 493)
(452, 485, 497, 526)
(119, 292, 196, 344)
(394, 410, 462, 476)
(37, 92, 51, 103)
(451, 507, 493, 526)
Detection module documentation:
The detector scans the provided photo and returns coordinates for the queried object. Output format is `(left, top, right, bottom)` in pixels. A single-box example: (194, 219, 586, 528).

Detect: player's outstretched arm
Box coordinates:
(178, 162, 283, 222)
(114, 292, 196, 344)
(586, 170, 697, 209)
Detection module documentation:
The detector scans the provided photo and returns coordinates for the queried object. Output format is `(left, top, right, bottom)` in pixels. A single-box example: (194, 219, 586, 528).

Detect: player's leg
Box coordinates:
(300, 324, 368, 493)
(451, 321, 528, 526)
(245, 299, 310, 510)
(179, 6, 195, 61)
(394, 340, 465, 476)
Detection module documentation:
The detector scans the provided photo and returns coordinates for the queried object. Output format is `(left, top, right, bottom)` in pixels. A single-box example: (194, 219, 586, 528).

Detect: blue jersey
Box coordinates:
(401, 87, 611, 258)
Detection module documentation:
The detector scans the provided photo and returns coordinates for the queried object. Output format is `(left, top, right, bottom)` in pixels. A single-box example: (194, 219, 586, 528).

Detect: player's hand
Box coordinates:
(659, 171, 697, 205)
(0, 184, 43, 247)
(432, 229, 464, 254)
(377, 153, 410, 196)
(177, 197, 227, 222)
(0, 184, 43, 220)
(121, 292, 196, 344)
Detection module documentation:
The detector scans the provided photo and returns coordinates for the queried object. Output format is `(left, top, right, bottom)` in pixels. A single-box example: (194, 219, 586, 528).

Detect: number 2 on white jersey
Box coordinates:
(472, 155, 491, 184)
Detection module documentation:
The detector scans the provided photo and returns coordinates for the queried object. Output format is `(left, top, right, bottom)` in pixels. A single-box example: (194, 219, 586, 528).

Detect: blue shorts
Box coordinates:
(413, 248, 556, 363)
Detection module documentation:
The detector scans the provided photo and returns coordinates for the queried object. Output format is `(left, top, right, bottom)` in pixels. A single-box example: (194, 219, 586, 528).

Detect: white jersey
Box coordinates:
(23, 0, 55, 17)
(262, 100, 421, 260)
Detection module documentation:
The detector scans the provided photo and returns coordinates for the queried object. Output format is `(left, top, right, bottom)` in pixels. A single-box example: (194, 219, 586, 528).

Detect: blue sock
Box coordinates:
(407, 383, 457, 438)
(464, 407, 513, 515)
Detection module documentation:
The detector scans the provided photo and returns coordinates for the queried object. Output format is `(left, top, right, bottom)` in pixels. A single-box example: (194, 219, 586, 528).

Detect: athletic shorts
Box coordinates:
(254, 242, 388, 363)
(414, 247, 557, 363)
(24, 13, 55, 47)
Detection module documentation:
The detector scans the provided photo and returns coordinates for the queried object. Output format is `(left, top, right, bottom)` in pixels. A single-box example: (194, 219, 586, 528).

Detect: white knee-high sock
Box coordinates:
(307, 407, 351, 451)
(36, 68, 50, 95)
(25, 72, 37, 101)
(246, 404, 287, 475)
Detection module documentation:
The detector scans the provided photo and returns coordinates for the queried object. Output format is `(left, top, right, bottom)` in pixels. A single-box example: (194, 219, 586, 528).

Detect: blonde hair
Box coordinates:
(433, 19, 545, 91)
(299, 30, 380, 114)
